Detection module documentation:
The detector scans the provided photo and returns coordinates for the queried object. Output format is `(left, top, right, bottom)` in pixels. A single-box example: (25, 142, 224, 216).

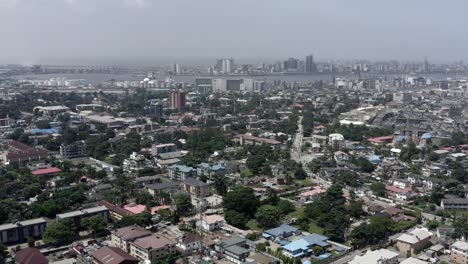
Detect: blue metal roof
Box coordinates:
(264, 224, 298, 237)
(421, 133, 432, 139)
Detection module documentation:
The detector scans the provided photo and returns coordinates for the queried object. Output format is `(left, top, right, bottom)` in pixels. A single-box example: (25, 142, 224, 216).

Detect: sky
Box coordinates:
(1, 0, 468, 65)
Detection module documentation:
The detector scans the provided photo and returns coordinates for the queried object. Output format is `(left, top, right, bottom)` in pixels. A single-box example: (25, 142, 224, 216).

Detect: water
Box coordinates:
(10, 72, 465, 85)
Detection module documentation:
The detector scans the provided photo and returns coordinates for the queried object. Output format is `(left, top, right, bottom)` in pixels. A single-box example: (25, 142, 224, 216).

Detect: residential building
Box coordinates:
(33, 105, 69, 117)
(451, 241, 468, 264)
(282, 234, 329, 258)
(122, 152, 147, 173)
(146, 181, 181, 204)
(441, 198, 468, 210)
(201, 215, 224, 231)
(0, 217, 48, 244)
(59, 142, 87, 158)
(197, 162, 226, 177)
(249, 252, 281, 264)
(238, 134, 282, 148)
(176, 233, 202, 252)
(56, 206, 109, 227)
(395, 228, 432, 255)
(349, 249, 399, 264)
(129, 235, 176, 262)
(31, 167, 62, 178)
(169, 90, 186, 111)
(152, 143, 177, 156)
(6, 140, 48, 164)
(385, 184, 413, 201)
(91, 246, 139, 264)
(298, 186, 327, 203)
(97, 200, 134, 221)
(168, 165, 196, 181)
(215, 237, 250, 264)
(111, 226, 152, 253)
(180, 178, 210, 197)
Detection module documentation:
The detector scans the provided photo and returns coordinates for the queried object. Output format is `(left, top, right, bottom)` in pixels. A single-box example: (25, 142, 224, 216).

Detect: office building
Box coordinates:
(305, 54, 317, 73)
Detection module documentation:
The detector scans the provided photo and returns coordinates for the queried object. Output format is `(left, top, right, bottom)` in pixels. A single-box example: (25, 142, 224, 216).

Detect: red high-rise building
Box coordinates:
(169, 89, 186, 111)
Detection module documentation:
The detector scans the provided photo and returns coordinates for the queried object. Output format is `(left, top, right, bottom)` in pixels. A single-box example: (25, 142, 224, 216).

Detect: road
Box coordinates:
(291, 115, 332, 188)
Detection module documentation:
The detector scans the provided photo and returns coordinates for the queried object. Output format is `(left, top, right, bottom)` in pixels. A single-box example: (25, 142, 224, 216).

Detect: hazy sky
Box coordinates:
(1, 0, 468, 65)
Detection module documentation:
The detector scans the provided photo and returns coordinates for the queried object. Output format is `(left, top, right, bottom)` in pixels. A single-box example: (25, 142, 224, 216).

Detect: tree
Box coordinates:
(347, 199, 365, 219)
(213, 174, 229, 196)
(0, 241, 8, 262)
(262, 188, 280, 206)
(452, 215, 468, 239)
(426, 219, 439, 230)
(174, 193, 193, 215)
(35, 120, 51, 129)
(312, 246, 324, 256)
(224, 186, 259, 219)
(370, 182, 386, 197)
(352, 157, 376, 173)
(224, 210, 248, 229)
(27, 236, 35, 247)
(256, 205, 281, 229)
(81, 215, 107, 237)
(43, 220, 77, 245)
(277, 200, 295, 216)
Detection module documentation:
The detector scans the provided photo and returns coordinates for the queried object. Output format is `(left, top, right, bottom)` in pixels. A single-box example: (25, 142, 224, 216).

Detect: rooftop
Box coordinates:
(91, 246, 138, 264)
(112, 225, 152, 240)
(349, 249, 399, 264)
(132, 234, 173, 250)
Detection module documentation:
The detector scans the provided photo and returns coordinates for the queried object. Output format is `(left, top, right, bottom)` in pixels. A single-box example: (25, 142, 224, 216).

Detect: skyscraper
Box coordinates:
(170, 89, 186, 111)
(222, 58, 234, 73)
(305, 54, 317, 73)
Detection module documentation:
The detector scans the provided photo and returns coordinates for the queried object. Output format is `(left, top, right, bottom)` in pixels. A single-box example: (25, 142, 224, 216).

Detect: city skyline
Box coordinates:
(1, 0, 468, 64)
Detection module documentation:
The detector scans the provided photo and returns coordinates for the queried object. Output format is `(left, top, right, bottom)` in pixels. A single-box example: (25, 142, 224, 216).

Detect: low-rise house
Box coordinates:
(263, 224, 300, 241)
(282, 234, 329, 258)
(129, 234, 176, 262)
(249, 252, 281, 264)
(334, 151, 350, 163)
(298, 186, 327, 203)
(56, 206, 109, 227)
(91, 246, 139, 264)
(395, 228, 432, 255)
(180, 178, 210, 197)
(123, 203, 146, 215)
(215, 237, 250, 264)
(168, 165, 197, 181)
(0, 217, 48, 244)
(349, 249, 399, 264)
(385, 184, 413, 201)
(201, 215, 224, 231)
(441, 197, 468, 210)
(400, 257, 430, 264)
(31, 167, 62, 178)
(111, 225, 153, 252)
(176, 233, 202, 252)
(451, 241, 468, 264)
